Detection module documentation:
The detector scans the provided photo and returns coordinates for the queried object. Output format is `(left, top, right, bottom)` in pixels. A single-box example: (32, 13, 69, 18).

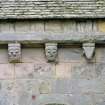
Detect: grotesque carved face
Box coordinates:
(45, 43, 57, 62)
(8, 43, 21, 63)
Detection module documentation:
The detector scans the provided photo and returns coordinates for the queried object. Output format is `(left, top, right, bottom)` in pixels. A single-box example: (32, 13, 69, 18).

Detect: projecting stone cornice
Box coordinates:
(0, 32, 105, 44)
(0, 32, 104, 62)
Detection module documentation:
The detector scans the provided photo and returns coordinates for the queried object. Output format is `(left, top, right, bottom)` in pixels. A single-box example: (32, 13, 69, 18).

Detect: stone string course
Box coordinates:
(0, 0, 105, 19)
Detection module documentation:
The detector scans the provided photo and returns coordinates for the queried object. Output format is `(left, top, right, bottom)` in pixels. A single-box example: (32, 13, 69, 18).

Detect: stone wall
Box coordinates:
(0, 20, 105, 105)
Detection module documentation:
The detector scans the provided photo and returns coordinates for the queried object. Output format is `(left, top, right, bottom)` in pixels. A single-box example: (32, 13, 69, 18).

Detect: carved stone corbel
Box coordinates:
(45, 43, 58, 62)
(82, 43, 95, 60)
(8, 43, 21, 63)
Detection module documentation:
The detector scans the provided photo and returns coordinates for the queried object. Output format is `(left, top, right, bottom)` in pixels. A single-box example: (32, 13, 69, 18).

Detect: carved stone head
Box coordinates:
(45, 43, 57, 62)
(8, 43, 21, 63)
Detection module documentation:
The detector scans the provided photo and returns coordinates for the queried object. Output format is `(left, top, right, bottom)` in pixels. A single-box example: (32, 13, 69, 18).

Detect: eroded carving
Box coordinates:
(8, 43, 21, 63)
(45, 43, 58, 62)
(83, 43, 95, 60)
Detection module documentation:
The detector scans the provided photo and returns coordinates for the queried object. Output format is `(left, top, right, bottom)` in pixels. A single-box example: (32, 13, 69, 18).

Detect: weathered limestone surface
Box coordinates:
(0, 19, 105, 105)
(15, 63, 55, 79)
(22, 48, 45, 63)
(56, 63, 72, 78)
(0, 20, 97, 33)
(0, 47, 105, 105)
(98, 21, 105, 32)
(0, 64, 14, 79)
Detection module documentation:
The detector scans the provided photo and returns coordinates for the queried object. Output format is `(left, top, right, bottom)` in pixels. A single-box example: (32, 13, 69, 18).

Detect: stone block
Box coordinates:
(0, 49, 8, 63)
(45, 20, 63, 32)
(97, 21, 105, 32)
(0, 64, 14, 79)
(56, 63, 72, 78)
(15, 63, 34, 79)
(67, 93, 93, 105)
(0, 91, 14, 105)
(54, 79, 72, 94)
(71, 63, 105, 81)
(63, 20, 76, 32)
(39, 81, 51, 94)
(22, 48, 46, 63)
(58, 48, 82, 63)
(39, 79, 54, 94)
(95, 63, 105, 80)
(92, 21, 98, 32)
(34, 63, 55, 78)
(77, 21, 97, 33)
(95, 48, 105, 63)
(14, 79, 39, 105)
(34, 94, 70, 105)
(15, 63, 55, 79)
(0, 80, 15, 105)
(71, 63, 96, 80)
(77, 21, 90, 32)
(92, 94, 105, 105)
(16, 91, 32, 105)
(0, 22, 15, 33)
(34, 93, 93, 105)
(14, 79, 39, 95)
(30, 21, 44, 32)
(1, 80, 14, 92)
(71, 79, 105, 94)
(15, 21, 30, 33)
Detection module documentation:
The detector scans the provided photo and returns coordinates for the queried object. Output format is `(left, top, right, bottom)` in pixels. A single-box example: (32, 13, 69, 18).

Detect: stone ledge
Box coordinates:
(0, 32, 104, 45)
